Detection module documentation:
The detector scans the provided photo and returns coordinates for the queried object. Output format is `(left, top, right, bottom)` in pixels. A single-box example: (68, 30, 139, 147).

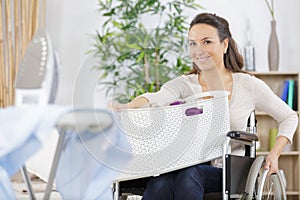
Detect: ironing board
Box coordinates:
(42, 109, 115, 199)
(0, 106, 131, 200)
(28, 108, 131, 200)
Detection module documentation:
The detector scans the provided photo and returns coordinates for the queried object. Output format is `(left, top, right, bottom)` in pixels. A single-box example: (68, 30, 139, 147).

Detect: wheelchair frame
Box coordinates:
(223, 130, 258, 199)
(114, 111, 287, 200)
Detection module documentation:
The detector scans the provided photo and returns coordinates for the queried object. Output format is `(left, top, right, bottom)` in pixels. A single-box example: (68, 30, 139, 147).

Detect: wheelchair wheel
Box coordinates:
(244, 156, 286, 200)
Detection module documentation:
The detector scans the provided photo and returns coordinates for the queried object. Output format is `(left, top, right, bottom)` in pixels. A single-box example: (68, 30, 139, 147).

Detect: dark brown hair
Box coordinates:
(188, 13, 244, 74)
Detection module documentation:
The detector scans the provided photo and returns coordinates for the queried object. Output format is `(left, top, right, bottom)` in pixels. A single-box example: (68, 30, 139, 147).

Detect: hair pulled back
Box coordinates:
(189, 13, 244, 74)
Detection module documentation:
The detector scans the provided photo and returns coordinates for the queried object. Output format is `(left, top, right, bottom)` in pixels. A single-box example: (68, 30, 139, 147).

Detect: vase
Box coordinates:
(268, 20, 279, 71)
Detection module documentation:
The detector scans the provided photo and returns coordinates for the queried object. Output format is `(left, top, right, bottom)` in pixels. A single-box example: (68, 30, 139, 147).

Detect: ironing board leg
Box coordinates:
(21, 165, 36, 200)
(43, 129, 66, 200)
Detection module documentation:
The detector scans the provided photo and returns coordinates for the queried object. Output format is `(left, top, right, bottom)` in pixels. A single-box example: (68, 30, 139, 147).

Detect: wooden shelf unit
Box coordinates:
(252, 72, 299, 200)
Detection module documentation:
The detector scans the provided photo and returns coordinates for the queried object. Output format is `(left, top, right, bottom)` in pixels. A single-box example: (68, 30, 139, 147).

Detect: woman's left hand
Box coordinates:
(264, 136, 289, 175)
(264, 136, 289, 176)
(264, 152, 279, 176)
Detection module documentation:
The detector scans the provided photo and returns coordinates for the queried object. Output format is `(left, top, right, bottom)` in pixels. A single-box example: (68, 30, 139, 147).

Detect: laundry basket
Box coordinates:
(116, 90, 230, 181)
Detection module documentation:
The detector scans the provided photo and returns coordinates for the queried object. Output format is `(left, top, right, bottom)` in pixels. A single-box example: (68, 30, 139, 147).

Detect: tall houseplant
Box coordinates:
(91, 0, 202, 102)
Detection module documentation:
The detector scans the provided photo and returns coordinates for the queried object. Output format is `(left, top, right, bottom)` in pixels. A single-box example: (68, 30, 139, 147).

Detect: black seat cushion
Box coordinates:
(203, 192, 222, 200)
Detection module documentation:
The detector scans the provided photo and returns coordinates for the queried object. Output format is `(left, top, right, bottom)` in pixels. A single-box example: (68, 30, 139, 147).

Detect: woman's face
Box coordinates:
(188, 23, 228, 71)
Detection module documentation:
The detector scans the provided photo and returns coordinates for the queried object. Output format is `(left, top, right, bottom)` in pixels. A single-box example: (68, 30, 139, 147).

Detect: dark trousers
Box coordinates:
(142, 163, 222, 200)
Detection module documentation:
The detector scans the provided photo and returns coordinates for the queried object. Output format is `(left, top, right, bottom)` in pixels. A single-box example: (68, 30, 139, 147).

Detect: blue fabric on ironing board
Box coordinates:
(0, 106, 132, 200)
(0, 165, 16, 198)
(0, 105, 69, 175)
(55, 119, 132, 199)
(0, 105, 70, 199)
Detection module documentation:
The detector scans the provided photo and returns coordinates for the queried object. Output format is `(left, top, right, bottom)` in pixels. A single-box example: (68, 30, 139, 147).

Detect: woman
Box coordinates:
(109, 13, 298, 199)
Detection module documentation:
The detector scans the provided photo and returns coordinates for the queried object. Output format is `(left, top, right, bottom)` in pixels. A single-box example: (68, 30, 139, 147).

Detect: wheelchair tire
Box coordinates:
(257, 172, 286, 200)
(244, 156, 286, 200)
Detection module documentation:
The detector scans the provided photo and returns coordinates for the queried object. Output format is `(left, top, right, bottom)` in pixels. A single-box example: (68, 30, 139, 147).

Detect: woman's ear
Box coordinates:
(223, 38, 229, 54)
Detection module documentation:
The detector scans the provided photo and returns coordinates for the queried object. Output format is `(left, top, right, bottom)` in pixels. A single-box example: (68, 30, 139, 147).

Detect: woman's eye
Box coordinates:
(189, 42, 196, 46)
(203, 40, 211, 45)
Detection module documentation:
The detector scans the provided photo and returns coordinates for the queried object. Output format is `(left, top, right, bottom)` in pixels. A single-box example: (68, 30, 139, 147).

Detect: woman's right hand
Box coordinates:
(107, 96, 149, 111)
(107, 101, 128, 111)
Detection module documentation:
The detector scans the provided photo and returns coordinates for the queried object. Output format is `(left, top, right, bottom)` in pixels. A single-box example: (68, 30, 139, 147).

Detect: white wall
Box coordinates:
(45, 0, 300, 106)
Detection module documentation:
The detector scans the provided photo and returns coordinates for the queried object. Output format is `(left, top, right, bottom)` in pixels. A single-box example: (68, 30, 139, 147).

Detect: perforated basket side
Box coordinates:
(117, 91, 230, 179)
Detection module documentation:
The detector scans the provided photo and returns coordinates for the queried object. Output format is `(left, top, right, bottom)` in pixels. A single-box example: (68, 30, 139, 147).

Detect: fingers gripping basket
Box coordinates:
(116, 90, 230, 181)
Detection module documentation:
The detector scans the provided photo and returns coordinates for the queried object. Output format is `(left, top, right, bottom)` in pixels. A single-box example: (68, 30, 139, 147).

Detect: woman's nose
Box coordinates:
(194, 44, 205, 54)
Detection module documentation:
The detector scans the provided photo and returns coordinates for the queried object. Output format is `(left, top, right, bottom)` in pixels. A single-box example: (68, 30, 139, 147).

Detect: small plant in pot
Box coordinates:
(90, 0, 202, 103)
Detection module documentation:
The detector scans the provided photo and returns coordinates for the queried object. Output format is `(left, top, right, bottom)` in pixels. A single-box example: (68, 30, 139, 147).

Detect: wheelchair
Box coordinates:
(113, 111, 287, 200)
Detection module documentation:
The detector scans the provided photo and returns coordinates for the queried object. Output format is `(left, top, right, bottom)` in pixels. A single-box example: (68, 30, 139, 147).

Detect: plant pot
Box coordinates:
(268, 20, 279, 71)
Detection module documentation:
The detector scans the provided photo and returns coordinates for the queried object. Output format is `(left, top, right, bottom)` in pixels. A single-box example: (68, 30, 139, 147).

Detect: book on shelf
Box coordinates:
(293, 80, 298, 111)
(280, 79, 298, 111)
(287, 79, 294, 109)
(281, 80, 289, 102)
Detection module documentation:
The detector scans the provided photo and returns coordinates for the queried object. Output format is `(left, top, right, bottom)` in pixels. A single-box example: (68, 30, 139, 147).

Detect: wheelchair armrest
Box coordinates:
(227, 131, 258, 142)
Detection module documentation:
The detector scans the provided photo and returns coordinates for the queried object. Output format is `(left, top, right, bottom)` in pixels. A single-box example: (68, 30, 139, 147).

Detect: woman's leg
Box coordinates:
(174, 164, 222, 200)
(142, 171, 176, 200)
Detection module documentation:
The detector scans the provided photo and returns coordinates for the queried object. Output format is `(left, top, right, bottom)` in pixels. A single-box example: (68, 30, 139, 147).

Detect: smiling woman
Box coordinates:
(109, 12, 298, 199)
(188, 24, 228, 72)
(188, 13, 243, 75)
(188, 23, 232, 94)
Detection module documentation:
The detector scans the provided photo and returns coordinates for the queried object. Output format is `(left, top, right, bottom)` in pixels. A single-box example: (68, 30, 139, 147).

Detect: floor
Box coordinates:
(11, 172, 143, 200)
(11, 172, 62, 200)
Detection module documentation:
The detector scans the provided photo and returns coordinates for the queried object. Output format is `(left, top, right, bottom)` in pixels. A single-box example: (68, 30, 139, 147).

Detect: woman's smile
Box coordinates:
(196, 55, 210, 62)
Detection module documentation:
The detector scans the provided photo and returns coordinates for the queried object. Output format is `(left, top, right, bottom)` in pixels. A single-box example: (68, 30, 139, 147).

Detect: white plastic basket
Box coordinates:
(116, 90, 230, 181)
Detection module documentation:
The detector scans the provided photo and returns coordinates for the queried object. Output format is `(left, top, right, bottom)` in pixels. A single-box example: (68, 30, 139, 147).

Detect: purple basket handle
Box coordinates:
(170, 101, 184, 106)
(185, 107, 203, 116)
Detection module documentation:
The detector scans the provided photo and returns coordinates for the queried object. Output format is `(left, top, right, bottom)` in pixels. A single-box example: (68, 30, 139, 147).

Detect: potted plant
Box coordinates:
(90, 0, 202, 102)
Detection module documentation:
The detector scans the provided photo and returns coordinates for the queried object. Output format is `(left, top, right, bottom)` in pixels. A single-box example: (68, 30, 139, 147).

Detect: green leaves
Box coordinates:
(265, 0, 275, 20)
(92, 0, 202, 102)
